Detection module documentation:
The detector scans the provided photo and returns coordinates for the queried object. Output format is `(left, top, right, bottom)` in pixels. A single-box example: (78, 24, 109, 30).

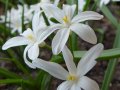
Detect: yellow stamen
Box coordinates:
(63, 16, 69, 23)
(67, 75, 77, 81)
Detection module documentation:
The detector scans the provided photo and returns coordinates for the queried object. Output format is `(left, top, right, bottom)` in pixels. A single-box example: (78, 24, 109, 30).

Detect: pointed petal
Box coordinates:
(2, 36, 29, 50)
(57, 81, 72, 90)
(62, 46, 77, 75)
(32, 11, 46, 34)
(78, 0, 86, 11)
(33, 58, 69, 80)
(63, 4, 76, 19)
(52, 28, 70, 55)
(70, 84, 81, 90)
(78, 76, 99, 90)
(54, 0, 60, 6)
(28, 43, 39, 60)
(77, 43, 104, 76)
(37, 24, 62, 43)
(72, 11, 103, 23)
(70, 23, 97, 44)
(41, 4, 64, 23)
(32, 11, 42, 32)
(24, 45, 36, 68)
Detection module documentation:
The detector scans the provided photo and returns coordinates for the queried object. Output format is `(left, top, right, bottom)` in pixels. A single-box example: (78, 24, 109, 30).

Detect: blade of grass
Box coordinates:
(101, 24, 120, 90)
(0, 79, 33, 86)
(0, 68, 21, 79)
(95, 0, 118, 27)
(74, 48, 120, 60)
(51, 47, 120, 63)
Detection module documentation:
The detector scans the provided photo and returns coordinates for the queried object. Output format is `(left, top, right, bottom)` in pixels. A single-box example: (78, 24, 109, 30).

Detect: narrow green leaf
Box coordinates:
(40, 74, 51, 90)
(0, 68, 21, 79)
(74, 48, 120, 60)
(0, 79, 33, 86)
(51, 47, 120, 64)
(101, 25, 120, 90)
(95, 0, 118, 27)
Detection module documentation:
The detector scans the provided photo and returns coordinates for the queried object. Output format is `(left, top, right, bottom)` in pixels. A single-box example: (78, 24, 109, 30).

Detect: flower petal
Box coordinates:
(24, 45, 36, 68)
(72, 11, 103, 23)
(33, 58, 69, 80)
(62, 46, 77, 75)
(100, 0, 110, 7)
(37, 24, 62, 43)
(63, 4, 76, 20)
(77, 43, 104, 76)
(70, 23, 97, 44)
(78, 76, 99, 90)
(70, 84, 81, 90)
(2, 36, 29, 50)
(52, 28, 70, 55)
(32, 11, 46, 34)
(78, 0, 86, 11)
(54, 0, 60, 6)
(21, 28, 34, 38)
(28, 43, 39, 60)
(41, 4, 64, 23)
(57, 81, 72, 90)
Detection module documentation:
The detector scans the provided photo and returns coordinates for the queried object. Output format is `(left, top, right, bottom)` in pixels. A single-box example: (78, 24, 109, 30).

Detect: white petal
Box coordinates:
(33, 58, 69, 80)
(70, 84, 81, 90)
(24, 45, 36, 68)
(63, 4, 76, 19)
(78, 0, 86, 11)
(37, 24, 62, 43)
(54, 0, 60, 6)
(28, 43, 39, 60)
(78, 76, 99, 90)
(52, 28, 70, 55)
(57, 81, 72, 90)
(2, 36, 29, 50)
(72, 11, 103, 23)
(32, 11, 42, 33)
(32, 11, 46, 34)
(21, 28, 34, 38)
(41, 4, 64, 23)
(77, 43, 104, 76)
(62, 46, 77, 75)
(70, 23, 97, 44)
(100, 0, 110, 7)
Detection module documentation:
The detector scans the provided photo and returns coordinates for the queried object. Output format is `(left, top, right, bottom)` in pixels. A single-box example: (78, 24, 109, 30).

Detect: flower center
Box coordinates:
(63, 16, 70, 24)
(27, 34, 35, 42)
(67, 75, 77, 81)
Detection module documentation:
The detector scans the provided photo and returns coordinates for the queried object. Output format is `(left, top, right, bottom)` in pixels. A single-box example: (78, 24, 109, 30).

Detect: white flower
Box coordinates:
(33, 43, 103, 90)
(78, 0, 86, 11)
(100, 0, 120, 7)
(0, 4, 32, 34)
(2, 12, 60, 68)
(29, 0, 60, 13)
(42, 4, 103, 55)
(0, 11, 10, 23)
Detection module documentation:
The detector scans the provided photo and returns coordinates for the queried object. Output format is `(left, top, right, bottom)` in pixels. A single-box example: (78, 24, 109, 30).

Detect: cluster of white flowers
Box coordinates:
(2, 0, 106, 90)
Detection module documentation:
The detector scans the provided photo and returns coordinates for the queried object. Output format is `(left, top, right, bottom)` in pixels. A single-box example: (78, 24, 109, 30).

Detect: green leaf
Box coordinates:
(51, 48, 120, 63)
(95, 0, 118, 27)
(40, 73, 51, 90)
(74, 48, 120, 60)
(0, 79, 33, 86)
(0, 68, 21, 79)
(101, 25, 120, 90)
